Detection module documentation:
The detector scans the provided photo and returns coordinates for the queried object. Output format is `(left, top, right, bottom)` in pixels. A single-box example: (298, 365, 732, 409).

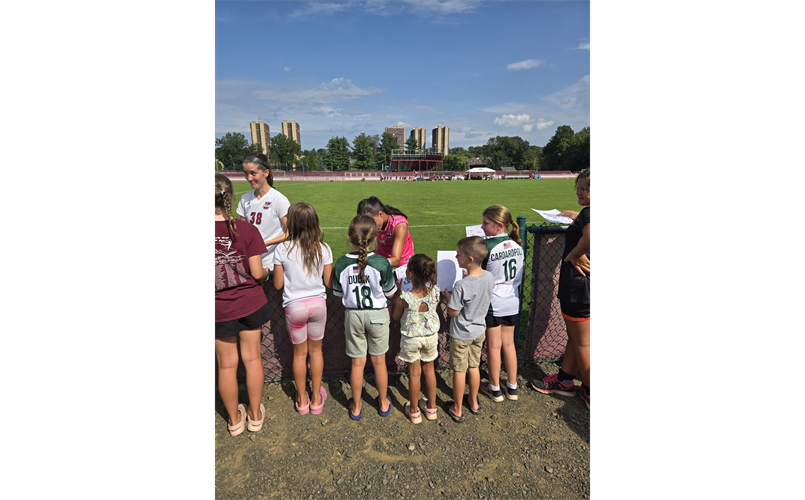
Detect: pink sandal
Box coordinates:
(246, 403, 265, 432)
(310, 386, 327, 415)
(295, 390, 310, 415)
(419, 399, 438, 421)
(404, 402, 422, 424)
(228, 404, 246, 436)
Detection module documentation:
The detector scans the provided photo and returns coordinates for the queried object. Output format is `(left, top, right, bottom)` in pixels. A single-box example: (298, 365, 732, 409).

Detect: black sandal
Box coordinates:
(468, 397, 482, 415)
(444, 401, 465, 423)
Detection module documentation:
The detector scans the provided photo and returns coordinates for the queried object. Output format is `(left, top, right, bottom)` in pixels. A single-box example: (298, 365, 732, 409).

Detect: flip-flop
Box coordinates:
(347, 397, 363, 421)
(310, 386, 327, 415)
(246, 403, 265, 432)
(468, 396, 482, 415)
(444, 401, 465, 423)
(378, 393, 393, 417)
(228, 404, 247, 436)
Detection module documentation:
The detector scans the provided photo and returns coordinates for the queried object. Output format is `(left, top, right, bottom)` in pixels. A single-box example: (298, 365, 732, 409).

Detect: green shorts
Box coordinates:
(448, 333, 486, 372)
(345, 308, 390, 358)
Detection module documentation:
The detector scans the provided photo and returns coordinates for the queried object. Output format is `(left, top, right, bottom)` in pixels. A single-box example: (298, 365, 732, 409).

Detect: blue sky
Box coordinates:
(216, 0, 590, 152)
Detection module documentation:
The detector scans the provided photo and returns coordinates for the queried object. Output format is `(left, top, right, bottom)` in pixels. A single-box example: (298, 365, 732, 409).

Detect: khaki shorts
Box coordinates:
(345, 308, 390, 358)
(448, 333, 486, 372)
(398, 334, 438, 364)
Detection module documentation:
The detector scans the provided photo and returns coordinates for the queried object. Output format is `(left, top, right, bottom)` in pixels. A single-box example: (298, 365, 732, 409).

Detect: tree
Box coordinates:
(405, 134, 419, 152)
(351, 133, 379, 170)
(443, 154, 469, 171)
(323, 136, 350, 171)
(569, 126, 590, 171)
(269, 133, 302, 171)
(214, 132, 260, 170)
(541, 125, 576, 171)
(484, 135, 531, 169)
(378, 132, 400, 169)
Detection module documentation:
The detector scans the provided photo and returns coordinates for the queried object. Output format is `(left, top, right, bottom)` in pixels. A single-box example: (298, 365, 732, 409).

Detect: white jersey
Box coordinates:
(333, 253, 397, 309)
(273, 241, 333, 308)
(482, 235, 524, 317)
(236, 187, 290, 269)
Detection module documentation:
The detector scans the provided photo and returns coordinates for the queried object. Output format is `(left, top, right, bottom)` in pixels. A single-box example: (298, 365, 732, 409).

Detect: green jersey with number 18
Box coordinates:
(333, 252, 397, 309)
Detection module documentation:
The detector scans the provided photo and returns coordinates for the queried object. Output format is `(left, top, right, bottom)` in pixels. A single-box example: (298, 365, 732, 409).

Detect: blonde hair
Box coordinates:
(347, 215, 378, 282)
(285, 202, 324, 277)
(482, 205, 522, 245)
(215, 174, 238, 238)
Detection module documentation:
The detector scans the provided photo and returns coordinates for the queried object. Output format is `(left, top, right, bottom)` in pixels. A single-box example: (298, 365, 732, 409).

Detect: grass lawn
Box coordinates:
(231, 178, 580, 260)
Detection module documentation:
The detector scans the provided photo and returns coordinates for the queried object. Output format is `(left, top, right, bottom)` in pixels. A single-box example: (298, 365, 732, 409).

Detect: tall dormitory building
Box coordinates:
(385, 125, 406, 151)
(281, 120, 301, 147)
(410, 128, 426, 150)
(432, 125, 449, 154)
(250, 121, 270, 155)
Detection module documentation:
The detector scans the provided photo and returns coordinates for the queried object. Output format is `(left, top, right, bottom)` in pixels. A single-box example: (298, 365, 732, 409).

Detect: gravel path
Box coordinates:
(215, 362, 589, 499)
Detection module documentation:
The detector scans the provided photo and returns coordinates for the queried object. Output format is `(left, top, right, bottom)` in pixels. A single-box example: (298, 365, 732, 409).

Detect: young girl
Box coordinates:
(356, 196, 414, 268)
(391, 254, 440, 423)
(479, 205, 525, 404)
(532, 169, 591, 409)
(272, 203, 333, 415)
(215, 174, 270, 436)
(332, 215, 398, 420)
(237, 152, 291, 277)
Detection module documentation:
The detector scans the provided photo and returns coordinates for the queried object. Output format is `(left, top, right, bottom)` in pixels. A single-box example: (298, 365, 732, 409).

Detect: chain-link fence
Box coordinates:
(231, 217, 570, 383)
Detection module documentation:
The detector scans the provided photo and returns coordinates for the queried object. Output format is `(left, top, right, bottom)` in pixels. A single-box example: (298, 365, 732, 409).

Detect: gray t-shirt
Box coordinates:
(447, 271, 495, 341)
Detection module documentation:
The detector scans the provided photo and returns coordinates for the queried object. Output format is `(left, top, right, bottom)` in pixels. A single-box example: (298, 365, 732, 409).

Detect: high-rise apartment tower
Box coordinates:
(250, 121, 270, 156)
(385, 125, 406, 151)
(410, 128, 426, 150)
(281, 120, 301, 147)
(432, 125, 449, 154)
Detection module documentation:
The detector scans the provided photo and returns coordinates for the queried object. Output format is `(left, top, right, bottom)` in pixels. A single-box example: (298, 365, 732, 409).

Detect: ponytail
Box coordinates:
(482, 205, 522, 245)
(348, 215, 378, 282)
(215, 174, 238, 238)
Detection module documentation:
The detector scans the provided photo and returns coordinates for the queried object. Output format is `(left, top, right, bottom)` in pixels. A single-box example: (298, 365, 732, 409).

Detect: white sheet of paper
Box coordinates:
(394, 264, 413, 292)
(437, 251, 464, 291)
(531, 208, 573, 224)
(465, 224, 485, 237)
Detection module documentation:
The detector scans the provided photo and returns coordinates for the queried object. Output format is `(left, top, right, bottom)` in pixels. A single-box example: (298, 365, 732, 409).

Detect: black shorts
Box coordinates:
(560, 300, 590, 321)
(215, 301, 272, 338)
(485, 313, 519, 328)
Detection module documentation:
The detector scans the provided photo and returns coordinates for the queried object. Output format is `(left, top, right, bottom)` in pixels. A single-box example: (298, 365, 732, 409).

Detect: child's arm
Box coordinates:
(272, 263, 284, 289)
(391, 278, 407, 321)
(248, 255, 268, 282)
(322, 263, 333, 288)
(264, 216, 289, 247)
(563, 225, 590, 276)
(442, 289, 460, 317)
(388, 222, 409, 268)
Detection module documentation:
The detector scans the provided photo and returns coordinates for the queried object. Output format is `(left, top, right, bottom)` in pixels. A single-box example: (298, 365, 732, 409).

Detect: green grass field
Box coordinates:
(231, 179, 580, 260)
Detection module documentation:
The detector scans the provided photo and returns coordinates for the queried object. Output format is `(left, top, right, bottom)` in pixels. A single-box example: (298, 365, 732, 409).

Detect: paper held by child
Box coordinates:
(394, 265, 413, 292)
(436, 251, 465, 292)
(531, 208, 573, 224)
(465, 225, 485, 238)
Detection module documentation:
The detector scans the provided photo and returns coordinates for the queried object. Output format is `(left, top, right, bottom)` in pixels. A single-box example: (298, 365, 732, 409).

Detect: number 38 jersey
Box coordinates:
(236, 188, 291, 270)
(482, 235, 525, 317)
(333, 252, 397, 309)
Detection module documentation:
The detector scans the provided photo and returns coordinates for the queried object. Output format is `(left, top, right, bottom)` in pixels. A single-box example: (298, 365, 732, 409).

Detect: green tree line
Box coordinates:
(214, 125, 589, 172)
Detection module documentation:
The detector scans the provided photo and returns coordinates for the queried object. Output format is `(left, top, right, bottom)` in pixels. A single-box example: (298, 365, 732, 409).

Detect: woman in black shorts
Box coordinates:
(532, 169, 590, 409)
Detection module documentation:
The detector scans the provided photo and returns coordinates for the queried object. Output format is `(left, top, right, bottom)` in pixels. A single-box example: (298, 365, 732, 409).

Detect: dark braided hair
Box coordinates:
(215, 173, 238, 238)
(348, 215, 378, 282)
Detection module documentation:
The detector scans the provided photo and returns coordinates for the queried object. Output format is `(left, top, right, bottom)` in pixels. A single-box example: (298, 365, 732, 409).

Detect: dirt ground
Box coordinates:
(215, 361, 589, 500)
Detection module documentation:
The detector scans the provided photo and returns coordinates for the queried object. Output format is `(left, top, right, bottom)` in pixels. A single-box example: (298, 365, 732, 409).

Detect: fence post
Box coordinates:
(515, 215, 528, 350)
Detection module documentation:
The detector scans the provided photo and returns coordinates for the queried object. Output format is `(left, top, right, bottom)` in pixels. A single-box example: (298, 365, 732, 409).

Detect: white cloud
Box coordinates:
(536, 118, 555, 131)
(573, 42, 590, 50)
(506, 59, 545, 71)
(523, 124, 534, 132)
(288, 2, 350, 19)
(252, 78, 384, 104)
(494, 113, 532, 128)
(544, 74, 589, 110)
(284, 67, 290, 72)
(402, 0, 483, 15)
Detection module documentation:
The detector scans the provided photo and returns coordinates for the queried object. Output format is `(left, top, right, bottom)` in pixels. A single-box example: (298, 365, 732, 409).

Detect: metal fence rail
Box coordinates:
(230, 217, 570, 383)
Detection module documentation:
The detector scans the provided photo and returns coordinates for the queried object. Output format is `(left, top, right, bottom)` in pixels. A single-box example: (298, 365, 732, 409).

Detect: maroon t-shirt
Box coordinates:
(215, 219, 268, 322)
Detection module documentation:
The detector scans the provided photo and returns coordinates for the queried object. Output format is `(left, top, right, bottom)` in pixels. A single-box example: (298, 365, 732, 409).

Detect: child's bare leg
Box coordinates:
(560, 335, 579, 378)
(565, 320, 590, 387)
(371, 354, 390, 412)
(422, 360, 437, 409)
(500, 325, 517, 385)
(467, 366, 480, 407)
(291, 340, 310, 407)
(308, 339, 324, 406)
(239, 329, 265, 420)
(408, 360, 422, 408)
(485, 325, 502, 386)
(215, 337, 242, 426)
(350, 357, 367, 416)
(452, 370, 465, 416)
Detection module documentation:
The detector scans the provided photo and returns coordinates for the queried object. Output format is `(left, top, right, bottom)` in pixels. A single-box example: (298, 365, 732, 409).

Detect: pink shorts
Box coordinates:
(284, 297, 327, 345)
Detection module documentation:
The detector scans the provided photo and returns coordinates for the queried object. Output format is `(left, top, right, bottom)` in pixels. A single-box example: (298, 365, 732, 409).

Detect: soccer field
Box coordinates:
(231, 178, 580, 260)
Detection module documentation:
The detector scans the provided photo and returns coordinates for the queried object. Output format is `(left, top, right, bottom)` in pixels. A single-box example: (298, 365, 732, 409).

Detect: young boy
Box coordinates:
(442, 236, 496, 422)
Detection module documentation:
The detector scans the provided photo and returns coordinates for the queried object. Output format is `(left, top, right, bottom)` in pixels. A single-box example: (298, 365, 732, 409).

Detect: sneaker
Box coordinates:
(578, 385, 590, 409)
(480, 382, 505, 403)
(530, 374, 575, 397)
(503, 385, 518, 401)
